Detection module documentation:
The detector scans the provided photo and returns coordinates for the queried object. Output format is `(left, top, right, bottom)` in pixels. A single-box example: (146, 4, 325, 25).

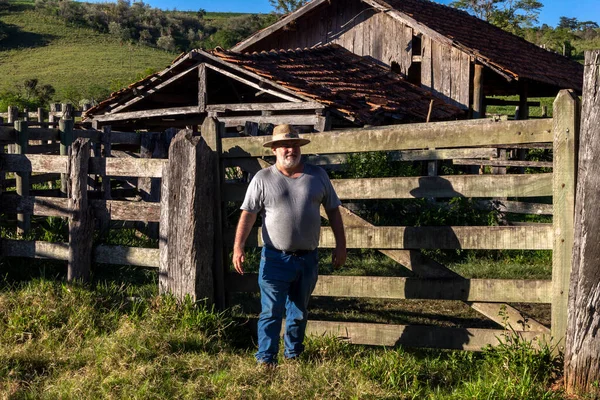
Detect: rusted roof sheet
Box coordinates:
(377, 0, 583, 90)
(212, 44, 463, 123)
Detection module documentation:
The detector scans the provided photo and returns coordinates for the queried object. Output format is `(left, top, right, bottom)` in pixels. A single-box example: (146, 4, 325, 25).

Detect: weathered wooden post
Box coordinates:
(67, 138, 94, 282)
(37, 107, 44, 124)
(202, 117, 226, 309)
(472, 64, 485, 119)
(551, 89, 579, 351)
(101, 125, 112, 200)
(564, 50, 600, 396)
(7, 106, 18, 154)
(138, 131, 160, 238)
(62, 103, 73, 120)
(159, 129, 216, 304)
(15, 120, 30, 236)
(59, 118, 74, 197)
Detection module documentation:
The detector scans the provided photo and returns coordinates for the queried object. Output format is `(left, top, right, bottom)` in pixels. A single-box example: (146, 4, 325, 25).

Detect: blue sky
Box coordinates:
(132, 0, 599, 27)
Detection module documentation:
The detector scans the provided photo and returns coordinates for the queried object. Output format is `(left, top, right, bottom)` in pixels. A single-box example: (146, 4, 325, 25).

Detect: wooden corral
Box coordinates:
(1, 89, 580, 352)
(232, 0, 583, 115)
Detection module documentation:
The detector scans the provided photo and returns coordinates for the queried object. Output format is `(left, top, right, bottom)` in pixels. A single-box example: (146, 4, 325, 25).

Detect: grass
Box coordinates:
(0, 6, 176, 102)
(0, 261, 566, 399)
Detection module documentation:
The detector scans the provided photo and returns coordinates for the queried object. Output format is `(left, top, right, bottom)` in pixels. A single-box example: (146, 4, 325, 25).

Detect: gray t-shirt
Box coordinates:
(241, 163, 341, 251)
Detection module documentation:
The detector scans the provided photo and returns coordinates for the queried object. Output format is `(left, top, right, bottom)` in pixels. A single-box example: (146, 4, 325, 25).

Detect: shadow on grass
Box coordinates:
(0, 23, 55, 51)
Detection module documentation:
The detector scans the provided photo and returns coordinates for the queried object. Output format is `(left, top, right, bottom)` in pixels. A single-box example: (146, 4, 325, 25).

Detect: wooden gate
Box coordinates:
(214, 89, 578, 351)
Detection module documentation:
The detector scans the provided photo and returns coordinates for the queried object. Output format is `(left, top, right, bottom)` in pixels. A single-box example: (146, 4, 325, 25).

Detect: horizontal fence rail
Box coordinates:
(221, 118, 553, 157)
(302, 320, 545, 351)
(224, 174, 553, 201)
(228, 274, 552, 303)
(0, 154, 166, 178)
(0, 195, 161, 222)
(232, 225, 553, 250)
(1, 240, 159, 268)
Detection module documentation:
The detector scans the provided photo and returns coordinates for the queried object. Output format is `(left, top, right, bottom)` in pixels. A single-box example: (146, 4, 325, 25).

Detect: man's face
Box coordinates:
(272, 141, 302, 169)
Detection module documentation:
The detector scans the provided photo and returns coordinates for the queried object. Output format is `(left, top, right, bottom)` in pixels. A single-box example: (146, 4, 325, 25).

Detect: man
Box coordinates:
(232, 124, 346, 366)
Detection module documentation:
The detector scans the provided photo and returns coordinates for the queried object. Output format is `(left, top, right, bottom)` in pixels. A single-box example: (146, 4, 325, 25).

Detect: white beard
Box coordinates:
(278, 154, 301, 169)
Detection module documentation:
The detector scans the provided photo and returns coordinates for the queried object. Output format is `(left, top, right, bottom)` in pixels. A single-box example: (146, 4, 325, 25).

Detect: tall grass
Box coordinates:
(0, 262, 566, 399)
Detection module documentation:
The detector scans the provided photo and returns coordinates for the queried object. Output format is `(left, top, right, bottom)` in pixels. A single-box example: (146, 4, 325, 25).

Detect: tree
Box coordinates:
(450, 0, 543, 35)
(269, 0, 307, 14)
(558, 16, 579, 30)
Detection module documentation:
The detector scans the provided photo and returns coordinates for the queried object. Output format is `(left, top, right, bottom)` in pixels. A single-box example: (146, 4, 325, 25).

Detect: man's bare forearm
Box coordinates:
(234, 210, 258, 250)
(326, 206, 346, 248)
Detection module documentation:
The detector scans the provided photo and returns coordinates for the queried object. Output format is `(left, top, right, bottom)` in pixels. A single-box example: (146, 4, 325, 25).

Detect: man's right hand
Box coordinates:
(233, 247, 245, 275)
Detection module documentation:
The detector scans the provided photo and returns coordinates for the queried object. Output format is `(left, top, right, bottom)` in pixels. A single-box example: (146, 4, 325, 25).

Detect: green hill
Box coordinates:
(0, 2, 177, 108)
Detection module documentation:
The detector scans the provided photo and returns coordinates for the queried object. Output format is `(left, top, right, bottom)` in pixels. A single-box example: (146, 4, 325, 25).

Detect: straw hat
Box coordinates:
(262, 124, 311, 148)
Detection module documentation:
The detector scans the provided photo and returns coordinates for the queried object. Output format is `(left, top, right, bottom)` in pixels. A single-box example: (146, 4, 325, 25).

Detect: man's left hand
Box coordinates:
(332, 246, 346, 268)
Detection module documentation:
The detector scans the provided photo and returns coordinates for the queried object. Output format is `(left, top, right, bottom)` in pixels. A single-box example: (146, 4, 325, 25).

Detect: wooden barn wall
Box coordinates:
(421, 36, 471, 110)
(245, 0, 471, 110)
(246, 0, 413, 75)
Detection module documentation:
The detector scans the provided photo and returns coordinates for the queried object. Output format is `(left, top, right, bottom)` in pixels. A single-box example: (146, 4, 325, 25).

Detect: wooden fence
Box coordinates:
(0, 90, 579, 352)
(218, 89, 578, 352)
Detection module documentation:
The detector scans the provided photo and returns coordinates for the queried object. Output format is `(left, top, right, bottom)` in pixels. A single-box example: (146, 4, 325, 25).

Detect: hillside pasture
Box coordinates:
(0, 7, 175, 103)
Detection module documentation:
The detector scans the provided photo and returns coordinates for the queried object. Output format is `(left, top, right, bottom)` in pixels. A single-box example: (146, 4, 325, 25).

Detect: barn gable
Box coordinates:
(232, 0, 583, 112)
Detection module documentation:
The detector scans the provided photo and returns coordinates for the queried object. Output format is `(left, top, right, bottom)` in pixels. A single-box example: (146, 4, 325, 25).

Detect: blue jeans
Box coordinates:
(255, 246, 319, 364)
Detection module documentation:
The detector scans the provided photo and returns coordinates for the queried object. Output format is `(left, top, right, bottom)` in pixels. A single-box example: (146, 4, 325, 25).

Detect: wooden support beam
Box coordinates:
(198, 63, 207, 112)
(552, 90, 579, 350)
(67, 138, 94, 282)
(206, 102, 324, 113)
(472, 63, 485, 119)
(205, 64, 301, 103)
(93, 106, 200, 123)
(110, 64, 200, 115)
(221, 118, 553, 157)
(218, 113, 319, 128)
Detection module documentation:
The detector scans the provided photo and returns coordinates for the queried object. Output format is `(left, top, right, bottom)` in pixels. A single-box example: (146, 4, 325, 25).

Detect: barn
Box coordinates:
(232, 0, 584, 117)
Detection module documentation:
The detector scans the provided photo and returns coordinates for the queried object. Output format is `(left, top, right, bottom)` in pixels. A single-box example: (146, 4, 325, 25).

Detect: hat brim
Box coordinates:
(263, 138, 311, 148)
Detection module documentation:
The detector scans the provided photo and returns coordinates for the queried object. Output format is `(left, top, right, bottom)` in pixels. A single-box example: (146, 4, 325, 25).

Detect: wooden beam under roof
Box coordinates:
(109, 63, 201, 115)
(195, 50, 314, 102)
(205, 64, 301, 103)
(206, 102, 324, 112)
(92, 106, 200, 122)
